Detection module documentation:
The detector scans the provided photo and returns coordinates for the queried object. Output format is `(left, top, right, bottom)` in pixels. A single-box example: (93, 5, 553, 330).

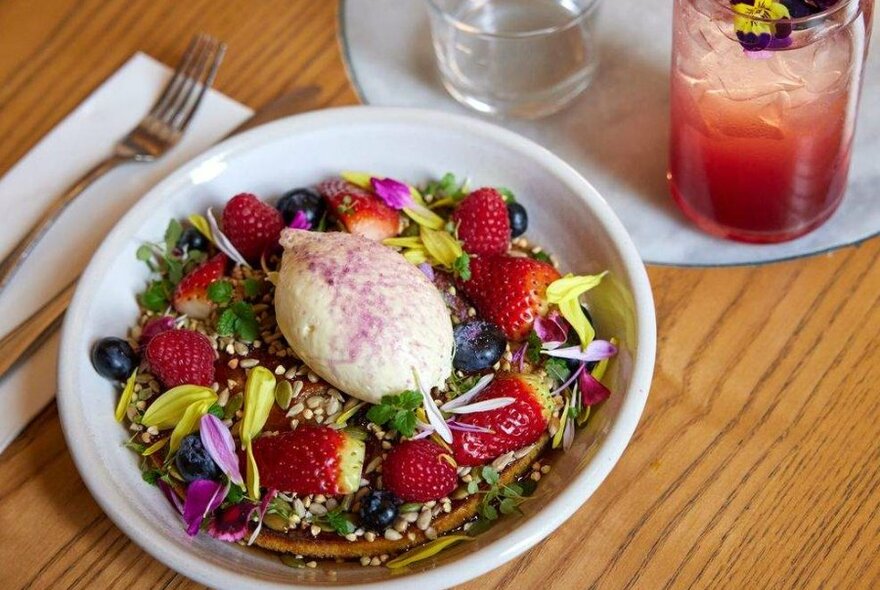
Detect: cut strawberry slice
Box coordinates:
(250, 427, 365, 495)
(172, 253, 228, 319)
(457, 254, 561, 341)
(452, 372, 553, 466)
(318, 179, 400, 241)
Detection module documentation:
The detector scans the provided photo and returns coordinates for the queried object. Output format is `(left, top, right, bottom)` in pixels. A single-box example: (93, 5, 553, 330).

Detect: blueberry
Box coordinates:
(453, 320, 507, 373)
(176, 227, 209, 252)
(507, 202, 528, 238)
(175, 433, 221, 483)
(359, 490, 400, 531)
(91, 337, 138, 381)
(276, 188, 326, 227)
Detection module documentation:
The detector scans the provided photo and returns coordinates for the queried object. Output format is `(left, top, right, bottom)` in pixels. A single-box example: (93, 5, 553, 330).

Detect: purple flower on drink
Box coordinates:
(731, 0, 791, 51)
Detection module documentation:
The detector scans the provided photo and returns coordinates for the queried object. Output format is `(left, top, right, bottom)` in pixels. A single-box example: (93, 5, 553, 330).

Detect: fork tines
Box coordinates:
(148, 33, 226, 135)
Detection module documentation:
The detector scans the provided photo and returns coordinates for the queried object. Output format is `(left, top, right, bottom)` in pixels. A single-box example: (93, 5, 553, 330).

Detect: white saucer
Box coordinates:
(339, 0, 880, 266)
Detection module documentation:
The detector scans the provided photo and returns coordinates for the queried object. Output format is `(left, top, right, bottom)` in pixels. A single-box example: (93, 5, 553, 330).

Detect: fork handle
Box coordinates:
(0, 154, 128, 295)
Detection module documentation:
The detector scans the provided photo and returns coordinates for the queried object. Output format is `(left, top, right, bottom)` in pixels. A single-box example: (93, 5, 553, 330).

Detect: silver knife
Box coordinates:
(0, 85, 320, 383)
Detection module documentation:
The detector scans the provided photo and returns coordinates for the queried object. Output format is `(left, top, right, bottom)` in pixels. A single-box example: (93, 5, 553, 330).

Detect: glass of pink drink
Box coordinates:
(669, 0, 873, 243)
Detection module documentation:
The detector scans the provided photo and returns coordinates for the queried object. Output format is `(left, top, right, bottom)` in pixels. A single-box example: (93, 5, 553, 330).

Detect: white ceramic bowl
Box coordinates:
(58, 107, 655, 589)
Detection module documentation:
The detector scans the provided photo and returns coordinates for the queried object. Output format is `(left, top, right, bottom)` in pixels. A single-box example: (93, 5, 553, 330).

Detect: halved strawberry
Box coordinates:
(250, 427, 365, 495)
(318, 179, 400, 241)
(172, 253, 228, 319)
(457, 254, 561, 341)
(452, 372, 553, 466)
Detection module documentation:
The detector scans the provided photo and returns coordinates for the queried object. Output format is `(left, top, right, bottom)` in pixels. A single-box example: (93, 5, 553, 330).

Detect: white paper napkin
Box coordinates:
(0, 52, 252, 453)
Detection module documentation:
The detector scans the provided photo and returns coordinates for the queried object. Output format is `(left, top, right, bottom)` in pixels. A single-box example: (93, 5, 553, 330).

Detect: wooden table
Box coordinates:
(1, 1, 879, 588)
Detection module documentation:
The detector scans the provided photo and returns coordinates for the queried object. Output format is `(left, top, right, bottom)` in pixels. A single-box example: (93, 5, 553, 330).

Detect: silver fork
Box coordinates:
(0, 33, 226, 295)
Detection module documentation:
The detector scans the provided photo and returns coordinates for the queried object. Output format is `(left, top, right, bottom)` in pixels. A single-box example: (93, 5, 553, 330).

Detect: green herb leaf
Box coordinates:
(207, 403, 225, 419)
(499, 497, 518, 515)
(497, 187, 516, 203)
(165, 256, 184, 285)
(545, 358, 571, 383)
(124, 440, 147, 454)
(217, 308, 237, 336)
(398, 390, 422, 410)
(453, 252, 471, 281)
(142, 469, 163, 486)
(243, 278, 262, 298)
(325, 507, 356, 536)
(479, 503, 498, 521)
(136, 244, 154, 263)
(207, 280, 233, 304)
(366, 403, 396, 425)
(526, 331, 543, 365)
(164, 219, 183, 252)
(391, 411, 417, 438)
(531, 251, 552, 264)
(225, 484, 245, 505)
(140, 280, 172, 312)
(481, 466, 500, 486)
(467, 480, 479, 495)
(366, 392, 422, 437)
(216, 301, 260, 342)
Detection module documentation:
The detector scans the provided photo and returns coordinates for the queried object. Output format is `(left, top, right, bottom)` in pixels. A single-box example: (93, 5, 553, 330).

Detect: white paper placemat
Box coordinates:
(340, 0, 880, 266)
(0, 52, 252, 453)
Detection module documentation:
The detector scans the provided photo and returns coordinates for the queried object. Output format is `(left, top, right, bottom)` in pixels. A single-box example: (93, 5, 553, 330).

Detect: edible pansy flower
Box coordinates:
(199, 414, 244, 487)
(371, 177, 415, 210)
(288, 210, 311, 230)
(182, 479, 228, 536)
(732, 0, 791, 51)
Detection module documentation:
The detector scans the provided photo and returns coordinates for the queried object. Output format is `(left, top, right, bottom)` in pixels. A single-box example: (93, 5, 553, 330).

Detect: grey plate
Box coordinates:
(339, 0, 880, 267)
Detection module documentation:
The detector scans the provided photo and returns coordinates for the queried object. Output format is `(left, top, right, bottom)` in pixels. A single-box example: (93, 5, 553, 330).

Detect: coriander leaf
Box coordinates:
(207, 280, 233, 304)
(325, 507, 356, 536)
(453, 252, 471, 281)
(391, 411, 417, 437)
(545, 358, 571, 383)
(398, 390, 423, 411)
(216, 308, 237, 336)
(481, 466, 500, 486)
(164, 219, 183, 252)
(366, 403, 396, 425)
(142, 469, 162, 486)
(243, 278, 262, 298)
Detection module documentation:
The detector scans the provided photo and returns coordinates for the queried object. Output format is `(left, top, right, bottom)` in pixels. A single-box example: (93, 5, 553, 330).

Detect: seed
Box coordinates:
(364, 531, 376, 542)
(275, 380, 294, 410)
(326, 399, 341, 415)
(370, 556, 381, 566)
(381, 441, 392, 449)
(314, 494, 326, 503)
(541, 465, 551, 474)
(360, 556, 371, 566)
(239, 359, 259, 369)
(384, 529, 403, 541)
(263, 513, 289, 532)
(425, 527, 438, 540)
(325, 498, 338, 510)
(309, 504, 327, 516)
(393, 519, 408, 533)
(140, 432, 152, 443)
(289, 419, 300, 430)
(287, 402, 305, 418)
(146, 426, 159, 436)
(492, 451, 515, 471)
(225, 343, 235, 355)
(307, 371, 319, 383)
(425, 501, 437, 508)
(135, 400, 146, 411)
(217, 388, 230, 407)
(293, 498, 306, 517)
(365, 456, 382, 474)
(310, 525, 321, 537)
(285, 367, 298, 379)
(302, 409, 314, 420)
(233, 342, 249, 356)
(451, 488, 469, 500)
(292, 381, 304, 397)
(305, 396, 321, 409)
(306, 561, 317, 569)
(416, 511, 432, 530)
(531, 472, 542, 482)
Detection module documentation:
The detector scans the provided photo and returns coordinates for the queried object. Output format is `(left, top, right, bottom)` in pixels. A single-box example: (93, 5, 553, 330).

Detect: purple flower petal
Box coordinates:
(512, 343, 527, 372)
(371, 177, 414, 210)
(551, 362, 586, 397)
(200, 414, 244, 487)
(534, 311, 569, 350)
(578, 371, 611, 406)
(440, 373, 494, 411)
(445, 397, 515, 415)
(183, 479, 227, 536)
(418, 263, 435, 281)
(140, 316, 175, 348)
(288, 210, 311, 230)
(447, 421, 494, 434)
(247, 489, 278, 545)
(206, 501, 254, 542)
(158, 479, 183, 515)
(542, 340, 618, 363)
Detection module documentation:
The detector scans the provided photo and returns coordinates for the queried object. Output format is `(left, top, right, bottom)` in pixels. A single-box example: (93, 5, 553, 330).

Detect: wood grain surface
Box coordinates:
(1, 1, 879, 588)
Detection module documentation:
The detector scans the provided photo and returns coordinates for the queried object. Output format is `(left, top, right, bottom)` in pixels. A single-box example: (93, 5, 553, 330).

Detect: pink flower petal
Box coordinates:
(200, 414, 244, 487)
(288, 210, 311, 230)
(440, 373, 494, 411)
(578, 371, 611, 406)
(542, 340, 617, 363)
(247, 488, 278, 545)
(158, 479, 183, 515)
(371, 177, 414, 210)
(551, 363, 585, 397)
(534, 311, 569, 350)
(447, 421, 494, 434)
(183, 479, 226, 536)
(445, 397, 515, 415)
(418, 263, 435, 281)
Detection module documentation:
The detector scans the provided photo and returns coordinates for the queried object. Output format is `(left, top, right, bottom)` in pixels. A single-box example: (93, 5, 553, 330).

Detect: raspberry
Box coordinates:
(145, 329, 215, 388)
(452, 188, 511, 256)
(221, 193, 284, 264)
(383, 439, 457, 502)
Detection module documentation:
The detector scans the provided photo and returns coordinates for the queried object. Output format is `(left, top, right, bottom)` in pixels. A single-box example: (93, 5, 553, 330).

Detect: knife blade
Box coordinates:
(0, 86, 320, 383)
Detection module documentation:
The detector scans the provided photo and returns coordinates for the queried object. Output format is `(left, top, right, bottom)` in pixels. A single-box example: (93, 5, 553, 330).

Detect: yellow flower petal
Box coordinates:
(552, 395, 570, 449)
(141, 385, 218, 430)
(559, 297, 595, 349)
(246, 442, 260, 500)
(187, 214, 214, 243)
(335, 401, 366, 426)
(341, 171, 374, 189)
(114, 369, 138, 423)
(383, 236, 424, 249)
(403, 247, 430, 265)
(385, 535, 474, 569)
(404, 202, 445, 230)
(241, 366, 277, 446)
(142, 437, 169, 456)
(420, 227, 462, 268)
(170, 399, 213, 451)
(546, 272, 607, 304)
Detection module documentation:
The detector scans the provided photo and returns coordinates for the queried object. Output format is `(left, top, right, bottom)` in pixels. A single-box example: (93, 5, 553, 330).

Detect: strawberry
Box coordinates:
(383, 439, 458, 502)
(452, 372, 553, 467)
(451, 188, 510, 256)
(250, 427, 365, 495)
(457, 254, 561, 341)
(172, 253, 227, 319)
(221, 193, 285, 264)
(318, 179, 400, 241)
(145, 329, 216, 388)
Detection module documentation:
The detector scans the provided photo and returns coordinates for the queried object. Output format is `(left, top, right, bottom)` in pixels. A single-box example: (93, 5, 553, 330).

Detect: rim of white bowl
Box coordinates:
(58, 106, 656, 590)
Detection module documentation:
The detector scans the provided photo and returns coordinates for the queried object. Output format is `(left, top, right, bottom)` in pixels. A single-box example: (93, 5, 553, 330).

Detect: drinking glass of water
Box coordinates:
(425, 0, 602, 118)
